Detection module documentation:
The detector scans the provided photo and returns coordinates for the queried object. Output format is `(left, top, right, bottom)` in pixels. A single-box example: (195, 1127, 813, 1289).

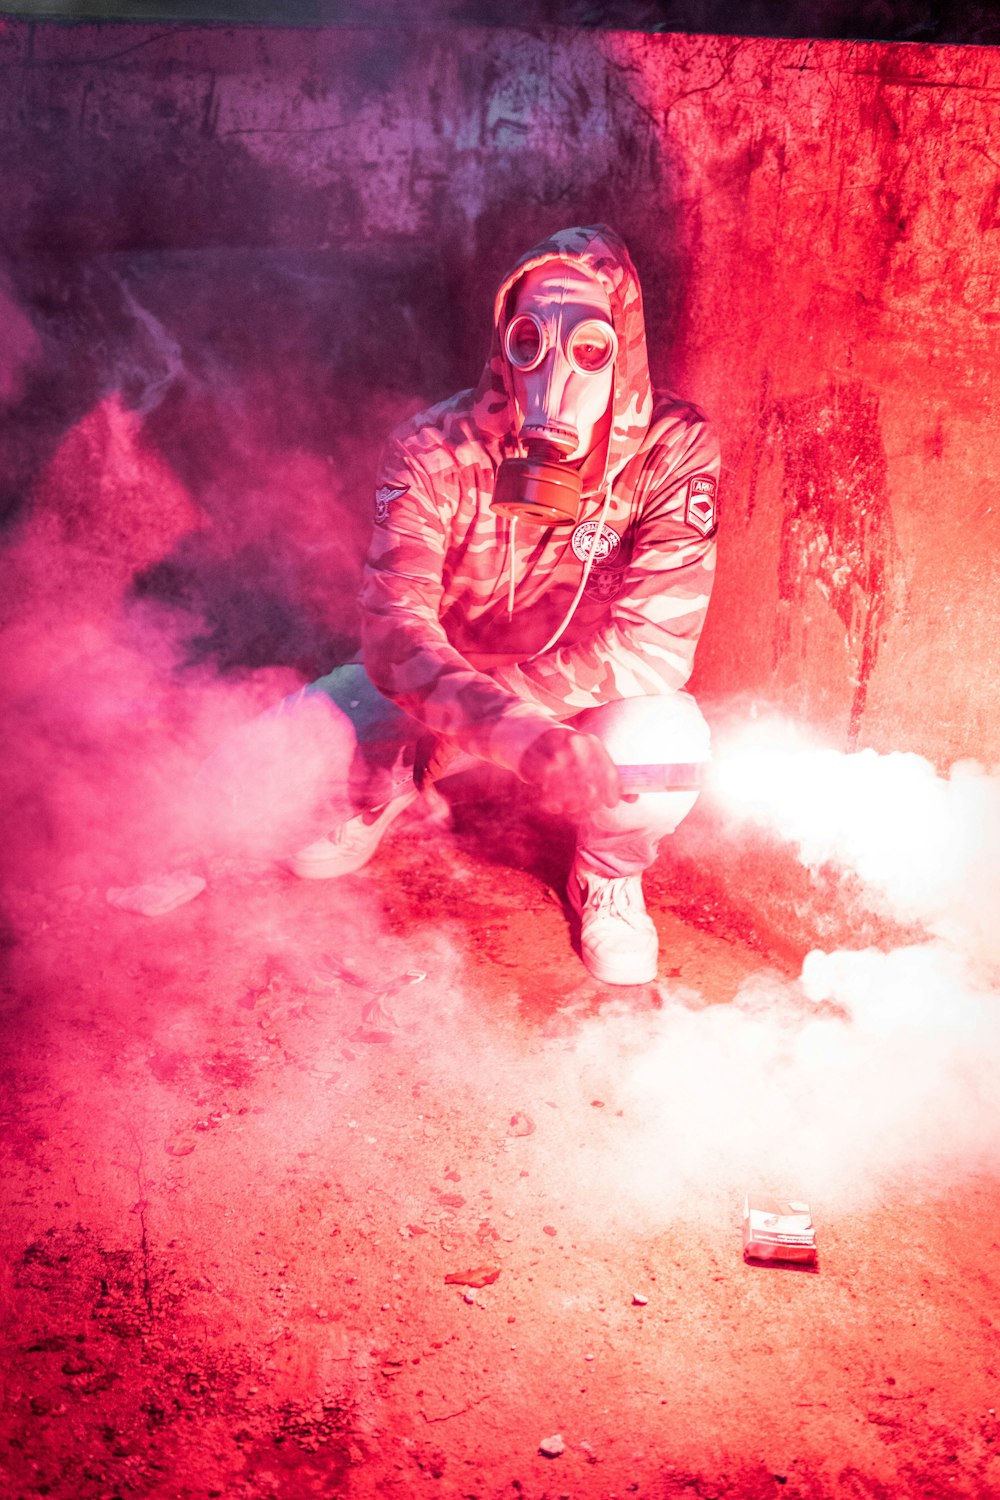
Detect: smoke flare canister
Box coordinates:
(616, 763, 704, 792)
(743, 1195, 817, 1265)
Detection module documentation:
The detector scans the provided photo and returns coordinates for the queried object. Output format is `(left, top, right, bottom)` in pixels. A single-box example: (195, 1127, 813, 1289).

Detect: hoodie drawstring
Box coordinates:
(506, 513, 518, 621)
(530, 480, 614, 659)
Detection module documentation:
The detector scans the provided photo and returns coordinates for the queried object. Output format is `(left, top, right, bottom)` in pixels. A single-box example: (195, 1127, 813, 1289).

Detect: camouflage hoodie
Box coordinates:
(359, 224, 719, 777)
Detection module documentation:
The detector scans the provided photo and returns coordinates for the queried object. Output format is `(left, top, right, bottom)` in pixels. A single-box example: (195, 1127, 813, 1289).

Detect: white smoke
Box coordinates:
(431, 717, 1000, 1235)
(711, 718, 1000, 968)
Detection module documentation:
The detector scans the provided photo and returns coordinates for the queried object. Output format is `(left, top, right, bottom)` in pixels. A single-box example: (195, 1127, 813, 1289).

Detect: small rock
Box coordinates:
(542, 1225, 557, 1237)
(539, 1433, 565, 1458)
(443, 1265, 500, 1289)
(508, 1111, 535, 1137)
(164, 1135, 196, 1157)
(632, 1293, 648, 1306)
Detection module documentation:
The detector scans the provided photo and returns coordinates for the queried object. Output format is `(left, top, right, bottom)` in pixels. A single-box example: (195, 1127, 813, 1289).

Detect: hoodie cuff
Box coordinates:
(479, 703, 558, 780)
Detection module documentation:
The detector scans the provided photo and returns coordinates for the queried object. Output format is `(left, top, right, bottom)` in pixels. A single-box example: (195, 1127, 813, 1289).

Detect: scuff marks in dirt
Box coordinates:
(753, 381, 898, 740)
(6, 1224, 359, 1500)
(0, 1064, 56, 1168)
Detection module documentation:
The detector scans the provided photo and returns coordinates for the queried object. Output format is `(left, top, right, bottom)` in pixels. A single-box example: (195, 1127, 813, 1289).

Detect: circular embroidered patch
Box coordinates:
(570, 520, 621, 565)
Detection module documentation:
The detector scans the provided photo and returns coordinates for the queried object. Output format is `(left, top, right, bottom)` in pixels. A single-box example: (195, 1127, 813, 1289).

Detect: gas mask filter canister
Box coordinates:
(492, 270, 617, 527)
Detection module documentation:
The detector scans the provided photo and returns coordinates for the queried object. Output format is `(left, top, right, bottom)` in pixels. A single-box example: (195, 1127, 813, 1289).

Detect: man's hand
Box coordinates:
(413, 733, 460, 790)
(520, 727, 630, 819)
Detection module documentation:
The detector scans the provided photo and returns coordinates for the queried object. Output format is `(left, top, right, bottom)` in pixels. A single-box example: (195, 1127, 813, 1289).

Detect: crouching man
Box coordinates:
(292, 224, 719, 986)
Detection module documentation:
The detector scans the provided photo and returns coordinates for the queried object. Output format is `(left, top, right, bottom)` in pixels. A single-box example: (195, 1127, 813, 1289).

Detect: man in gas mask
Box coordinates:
(292, 225, 719, 987)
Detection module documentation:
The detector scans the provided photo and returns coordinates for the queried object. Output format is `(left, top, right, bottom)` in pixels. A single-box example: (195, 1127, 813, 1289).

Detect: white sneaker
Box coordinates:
(289, 787, 419, 879)
(567, 857, 658, 985)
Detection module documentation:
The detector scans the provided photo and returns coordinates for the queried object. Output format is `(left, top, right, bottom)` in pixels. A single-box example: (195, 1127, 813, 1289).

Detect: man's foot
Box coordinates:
(289, 787, 419, 879)
(567, 857, 658, 985)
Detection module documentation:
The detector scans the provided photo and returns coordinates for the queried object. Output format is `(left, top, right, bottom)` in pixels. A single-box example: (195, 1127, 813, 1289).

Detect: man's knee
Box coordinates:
(573, 692, 710, 841)
(573, 692, 710, 768)
(296, 662, 420, 808)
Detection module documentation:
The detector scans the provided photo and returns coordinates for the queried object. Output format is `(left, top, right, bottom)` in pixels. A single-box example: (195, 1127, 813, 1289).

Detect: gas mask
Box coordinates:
(492, 263, 617, 527)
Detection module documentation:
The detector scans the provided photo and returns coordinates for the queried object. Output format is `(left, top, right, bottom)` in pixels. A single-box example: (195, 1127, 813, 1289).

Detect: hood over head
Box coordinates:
(472, 224, 654, 489)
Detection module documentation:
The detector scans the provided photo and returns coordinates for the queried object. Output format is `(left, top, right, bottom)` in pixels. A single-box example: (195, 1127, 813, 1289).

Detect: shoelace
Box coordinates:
(581, 876, 644, 920)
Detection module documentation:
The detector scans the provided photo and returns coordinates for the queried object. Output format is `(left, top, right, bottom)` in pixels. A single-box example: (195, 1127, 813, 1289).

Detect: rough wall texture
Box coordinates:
(651, 37, 1000, 767)
(1, 19, 997, 944)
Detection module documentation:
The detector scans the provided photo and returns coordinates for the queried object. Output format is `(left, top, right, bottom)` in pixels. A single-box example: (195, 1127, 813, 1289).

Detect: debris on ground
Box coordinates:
(164, 1133, 196, 1157)
(106, 872, 206, 916)
(351, 1027, 396, 1044)
(316, 953, 426, 1030)
(508, 1111, 535, 1136)
(362, 969, 426, 1028)
(315, 953, 371, 989)
(443, 1266, 501, 1288)
(539, 1433, 565, 1457)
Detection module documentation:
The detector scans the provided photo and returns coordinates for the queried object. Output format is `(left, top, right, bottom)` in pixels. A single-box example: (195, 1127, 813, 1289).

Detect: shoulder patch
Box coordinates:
(684, 474, 718, 537)
(375, 483, 408, 524)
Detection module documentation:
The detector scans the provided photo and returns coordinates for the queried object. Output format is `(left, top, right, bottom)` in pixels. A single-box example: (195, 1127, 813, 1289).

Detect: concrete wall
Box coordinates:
(2, 20, 998, 943)
(665, 39, 1000, 766)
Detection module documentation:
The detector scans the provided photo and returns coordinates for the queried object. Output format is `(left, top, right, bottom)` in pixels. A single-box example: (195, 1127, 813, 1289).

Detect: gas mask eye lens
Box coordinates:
(567, 319, 617, 374)
(505, 313, 545, 370)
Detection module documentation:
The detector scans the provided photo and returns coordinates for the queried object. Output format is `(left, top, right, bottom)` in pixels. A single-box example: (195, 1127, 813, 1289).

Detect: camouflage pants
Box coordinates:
(302, 662, 707, 880)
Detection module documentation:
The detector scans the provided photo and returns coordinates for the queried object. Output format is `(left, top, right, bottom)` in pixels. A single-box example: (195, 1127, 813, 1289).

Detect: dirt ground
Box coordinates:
(1, 782, 999, 1500)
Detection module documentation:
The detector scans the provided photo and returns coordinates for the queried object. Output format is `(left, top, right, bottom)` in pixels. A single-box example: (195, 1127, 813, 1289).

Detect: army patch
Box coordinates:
(685, 474, 718, 537)
(374, 483, 408, 524)
(570, 520, 621, 566)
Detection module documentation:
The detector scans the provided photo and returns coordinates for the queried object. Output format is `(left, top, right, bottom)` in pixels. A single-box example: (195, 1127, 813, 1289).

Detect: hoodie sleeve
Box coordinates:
(359, 437, 559, 775)
(490, 413, 719, 716)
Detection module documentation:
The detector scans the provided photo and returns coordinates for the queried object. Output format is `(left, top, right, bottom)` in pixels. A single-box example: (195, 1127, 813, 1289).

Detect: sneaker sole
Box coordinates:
(288, 843, 380, 880)
(580, 949, 658, 986)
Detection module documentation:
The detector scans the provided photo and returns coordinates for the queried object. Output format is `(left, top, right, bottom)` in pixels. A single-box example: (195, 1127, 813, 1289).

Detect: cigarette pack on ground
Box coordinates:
(743, 1194, 817, 1265)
